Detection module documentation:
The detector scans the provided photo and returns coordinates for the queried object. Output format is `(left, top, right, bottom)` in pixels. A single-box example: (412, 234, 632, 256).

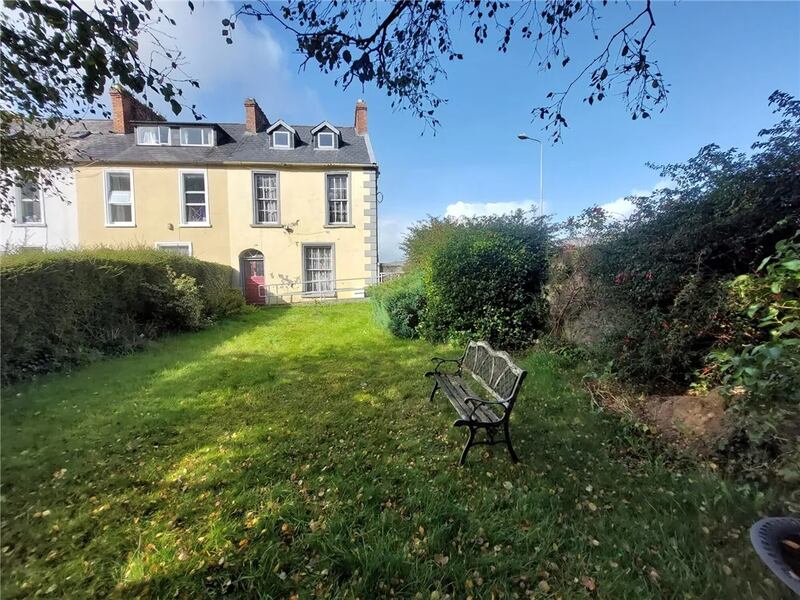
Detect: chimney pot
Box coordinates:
(354, 99, 368, 135)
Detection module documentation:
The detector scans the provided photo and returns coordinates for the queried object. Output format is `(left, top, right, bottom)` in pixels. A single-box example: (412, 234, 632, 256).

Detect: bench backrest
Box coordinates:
(461, 341, 527, 409)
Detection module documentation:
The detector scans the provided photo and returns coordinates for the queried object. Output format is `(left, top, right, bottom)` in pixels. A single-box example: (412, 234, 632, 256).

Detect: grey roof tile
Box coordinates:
(68, 120, 376, 167)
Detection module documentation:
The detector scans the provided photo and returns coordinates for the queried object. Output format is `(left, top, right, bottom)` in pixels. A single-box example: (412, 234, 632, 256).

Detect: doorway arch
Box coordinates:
(240, 249, 265, 304)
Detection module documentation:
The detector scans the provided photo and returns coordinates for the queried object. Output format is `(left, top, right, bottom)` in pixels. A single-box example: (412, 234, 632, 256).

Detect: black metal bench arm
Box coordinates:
(464, 397, 510, 421)
(428, 357, 463, 375)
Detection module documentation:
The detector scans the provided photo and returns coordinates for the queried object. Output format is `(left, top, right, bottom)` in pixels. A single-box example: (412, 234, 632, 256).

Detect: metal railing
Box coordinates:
(257, 276, 378, 305)
(377, 271, 405, 283)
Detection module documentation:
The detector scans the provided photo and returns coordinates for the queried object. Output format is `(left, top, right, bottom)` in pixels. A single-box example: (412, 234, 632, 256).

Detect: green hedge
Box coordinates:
(369, 272, 426, 338)
(1, 248, 244, 383)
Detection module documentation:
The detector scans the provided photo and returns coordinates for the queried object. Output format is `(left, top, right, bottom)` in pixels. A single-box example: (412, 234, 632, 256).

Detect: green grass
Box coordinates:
(0, 303, 788, 599)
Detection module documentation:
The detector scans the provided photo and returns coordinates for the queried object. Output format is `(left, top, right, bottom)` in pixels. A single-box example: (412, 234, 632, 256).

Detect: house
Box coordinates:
(1, 169, 78, 252)
(71, 87, 378, 304)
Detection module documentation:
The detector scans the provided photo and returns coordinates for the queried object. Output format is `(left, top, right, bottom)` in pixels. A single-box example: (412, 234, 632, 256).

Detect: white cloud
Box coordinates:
(600, 180, 670, 219)
(445, 200, 539, 219)
(137, 1, 324, 121)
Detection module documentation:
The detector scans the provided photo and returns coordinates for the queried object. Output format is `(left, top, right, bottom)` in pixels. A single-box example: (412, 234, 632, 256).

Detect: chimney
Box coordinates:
(354, 99, 368, 135)
(244, 98, 268, 133)
(109, 85, 164, 134)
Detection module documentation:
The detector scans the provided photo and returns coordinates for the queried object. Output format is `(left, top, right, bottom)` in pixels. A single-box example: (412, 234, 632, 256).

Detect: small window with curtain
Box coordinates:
(253, 172, 279, 224)
(17, 180, 43, 224)
(303, 245, 334, 294)
(180, 171, 208, 224)
(105, 171, 134, 225)
(136, 125, 170, 145)
(326, 174, 349, 224)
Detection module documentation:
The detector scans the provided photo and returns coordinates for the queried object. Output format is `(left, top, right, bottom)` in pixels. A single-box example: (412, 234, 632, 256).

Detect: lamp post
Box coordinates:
(517, 133, 544, 217)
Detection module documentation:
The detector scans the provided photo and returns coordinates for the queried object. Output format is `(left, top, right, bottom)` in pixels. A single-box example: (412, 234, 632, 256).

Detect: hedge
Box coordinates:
(369, 272, 425, 338)
(1, 248, 244, 383)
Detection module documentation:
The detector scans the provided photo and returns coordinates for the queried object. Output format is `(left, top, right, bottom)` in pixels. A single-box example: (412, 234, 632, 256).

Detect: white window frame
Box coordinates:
(179, 127, 215, 147)
(136, 125, 171, 146)
(272, 130, 291, 149)
(103, 169, 135, 227)
(302, 244, 336, 296)
(178, 169, 210, 227)
(154, 242, 193, 256)
(251, 171, 280, 226)
(316, 131, 335, 150)
(14, 179, 45, 227)
(325, 172, 351, 226)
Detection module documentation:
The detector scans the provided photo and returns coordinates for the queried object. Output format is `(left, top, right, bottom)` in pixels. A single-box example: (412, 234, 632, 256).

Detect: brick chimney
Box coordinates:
(244, 98, 268, 133)
(354, 99, 368, 135)
(109, 85, 164, 134)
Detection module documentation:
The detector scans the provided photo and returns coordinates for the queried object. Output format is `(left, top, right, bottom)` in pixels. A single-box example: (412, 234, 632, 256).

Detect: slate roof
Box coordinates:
(67, 120, 376, 167)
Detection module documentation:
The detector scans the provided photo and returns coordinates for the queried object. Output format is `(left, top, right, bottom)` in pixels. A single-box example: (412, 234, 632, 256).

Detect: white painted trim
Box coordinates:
(310, 121, 341, 136)
(136, 125, 171, 146)
(178, 169, 210, 226)
(363, 133, 377, 164)
(265, 119, 296, 134)
(103, 168, 136, 227)
(271, 130, 292, 149)
(315, 131, 336, 150)
(179, 127, 215, 147)
(155, 241, 193, 256)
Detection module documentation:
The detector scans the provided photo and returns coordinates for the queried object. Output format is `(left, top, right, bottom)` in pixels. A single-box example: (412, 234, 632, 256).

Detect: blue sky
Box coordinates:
(151, 1, 799, 261)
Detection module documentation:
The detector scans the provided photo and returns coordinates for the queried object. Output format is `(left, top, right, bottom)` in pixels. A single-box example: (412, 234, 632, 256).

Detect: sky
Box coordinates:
(140, 1, 799, 261)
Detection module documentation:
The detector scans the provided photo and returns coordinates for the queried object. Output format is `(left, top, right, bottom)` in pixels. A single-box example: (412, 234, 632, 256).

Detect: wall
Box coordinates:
(1, 169, 78, 252)
(74, 164, 378, 302)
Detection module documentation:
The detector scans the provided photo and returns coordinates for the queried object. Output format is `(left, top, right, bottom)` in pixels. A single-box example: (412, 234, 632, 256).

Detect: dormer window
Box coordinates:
(317, 132, 335, 149)
(136, 125, 170, 145)
(180, 127, 215, 147)
(272, 131, 291, 149)
(311, 121, 340, 150)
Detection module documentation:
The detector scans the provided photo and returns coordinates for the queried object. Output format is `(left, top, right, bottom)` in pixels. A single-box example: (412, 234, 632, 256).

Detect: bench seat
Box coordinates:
(429, 372, 503, 425)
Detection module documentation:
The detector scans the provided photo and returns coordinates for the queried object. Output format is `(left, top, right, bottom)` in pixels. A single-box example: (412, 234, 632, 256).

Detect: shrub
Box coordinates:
(420, 229, 549, 349)
(0, 248, 244, 383)
(369, 272, 425, 338)
(558, 91, 800, 389)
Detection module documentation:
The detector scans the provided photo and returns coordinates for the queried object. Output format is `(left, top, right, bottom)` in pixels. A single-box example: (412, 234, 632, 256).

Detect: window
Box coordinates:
(317, 131, 335, 149)
(272, 130, 291, 149)
(326, 174, 349, 224)
(180, 171, 209, 225)
(155, 242, 192, 256)
(136, 125, 170, 145)
(18, 181, 43, 224)
(179, 127, 214, 146)
(303, 245, 334, 294)
(105, 170, 134, 225)
(252, 172, 279, 224)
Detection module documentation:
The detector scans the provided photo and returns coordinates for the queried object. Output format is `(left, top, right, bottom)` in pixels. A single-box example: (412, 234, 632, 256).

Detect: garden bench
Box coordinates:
(425, 341, 527, 465)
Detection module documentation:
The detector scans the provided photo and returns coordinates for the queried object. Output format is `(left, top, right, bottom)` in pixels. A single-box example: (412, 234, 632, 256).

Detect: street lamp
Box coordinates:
(517, 133, 544, 217)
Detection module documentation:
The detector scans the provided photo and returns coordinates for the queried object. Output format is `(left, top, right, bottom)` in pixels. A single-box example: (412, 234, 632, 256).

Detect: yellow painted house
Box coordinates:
(72, 88, 378, 304)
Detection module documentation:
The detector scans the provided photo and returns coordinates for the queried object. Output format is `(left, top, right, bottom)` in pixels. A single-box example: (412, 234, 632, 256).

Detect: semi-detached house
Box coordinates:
(72, 87, 379, 304)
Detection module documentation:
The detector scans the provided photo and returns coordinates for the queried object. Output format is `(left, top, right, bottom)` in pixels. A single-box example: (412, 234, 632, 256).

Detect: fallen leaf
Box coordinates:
(581, 576, 596, 592)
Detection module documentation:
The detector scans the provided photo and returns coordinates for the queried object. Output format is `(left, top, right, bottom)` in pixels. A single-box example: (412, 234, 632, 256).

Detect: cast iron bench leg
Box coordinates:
(459, 426, 477, 466)
(504, 421, 519, 463)
(429, 380, 439, 402)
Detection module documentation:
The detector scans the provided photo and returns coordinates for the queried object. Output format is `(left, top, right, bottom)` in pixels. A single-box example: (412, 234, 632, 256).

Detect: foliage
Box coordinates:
(0, 303, 788, 598)
(369, 272, 426, 338)
(709, 234, 800, 483)
(421, 228, 549, 349)
(559, 92, 800, 389)
(1, 0, 199, 213)
(228, 1, 666, 137)
(0, 248, 243, 383)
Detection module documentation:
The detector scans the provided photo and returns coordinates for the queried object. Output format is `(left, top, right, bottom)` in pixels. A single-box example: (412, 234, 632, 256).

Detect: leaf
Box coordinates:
(782, 259, 800, 270)
(581, 576, 596, 591)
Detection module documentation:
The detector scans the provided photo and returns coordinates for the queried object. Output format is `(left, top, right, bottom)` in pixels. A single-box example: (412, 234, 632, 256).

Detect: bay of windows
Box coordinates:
(303, 245, 334, 294)
(136, 125, 170, 145)
(180, 127, 214, 146)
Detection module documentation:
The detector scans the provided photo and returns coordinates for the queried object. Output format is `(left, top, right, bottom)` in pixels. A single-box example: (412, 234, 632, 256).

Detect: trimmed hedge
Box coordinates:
(1, 248, 244, 383)
(369, 272, 425, 338)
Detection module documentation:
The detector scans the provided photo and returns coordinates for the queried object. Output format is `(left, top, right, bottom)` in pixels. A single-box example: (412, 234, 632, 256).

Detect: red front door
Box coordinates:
(243, 257, 265, 304)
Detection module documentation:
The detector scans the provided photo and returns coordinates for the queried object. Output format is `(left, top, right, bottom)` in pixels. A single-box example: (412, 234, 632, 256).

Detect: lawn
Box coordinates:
(0, 303, 788, 599)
